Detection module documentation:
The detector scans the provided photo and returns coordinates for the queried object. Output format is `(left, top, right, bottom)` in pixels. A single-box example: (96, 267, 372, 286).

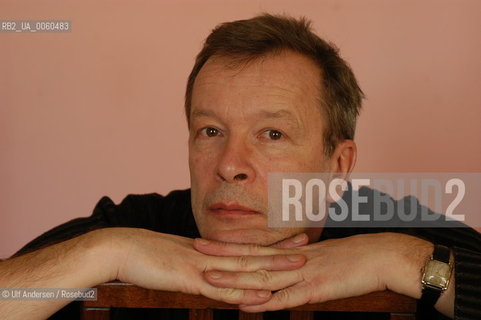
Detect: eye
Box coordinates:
(200, 127, 220, 137)
(263, 129, 283, 140)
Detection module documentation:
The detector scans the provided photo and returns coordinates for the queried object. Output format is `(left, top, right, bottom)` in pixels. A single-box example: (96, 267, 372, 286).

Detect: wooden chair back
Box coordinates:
(81, 282, 416, 320)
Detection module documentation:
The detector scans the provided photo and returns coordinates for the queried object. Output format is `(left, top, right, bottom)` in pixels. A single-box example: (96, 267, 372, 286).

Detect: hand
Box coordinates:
(194, 232, 433, 312)
(103, 228, 306, 305)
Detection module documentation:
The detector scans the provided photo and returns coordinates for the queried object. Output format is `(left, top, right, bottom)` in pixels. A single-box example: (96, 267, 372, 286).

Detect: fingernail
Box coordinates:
(197, 238, 210, 245)
(208, 271, 222, 279)
(257, 290, 271, 298)
(287, 254, 303, 262)
(293, 233, 306, 243)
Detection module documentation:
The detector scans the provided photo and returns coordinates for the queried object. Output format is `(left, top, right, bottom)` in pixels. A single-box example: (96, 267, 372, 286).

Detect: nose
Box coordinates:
(216, 136, 255, 184)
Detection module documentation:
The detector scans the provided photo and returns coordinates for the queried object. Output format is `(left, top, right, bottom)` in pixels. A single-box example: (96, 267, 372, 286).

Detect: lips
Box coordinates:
(208, 202, 261, 217)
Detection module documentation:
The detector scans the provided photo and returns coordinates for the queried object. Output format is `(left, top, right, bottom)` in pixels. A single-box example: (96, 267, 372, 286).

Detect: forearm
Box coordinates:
(0, 229, 117, 320)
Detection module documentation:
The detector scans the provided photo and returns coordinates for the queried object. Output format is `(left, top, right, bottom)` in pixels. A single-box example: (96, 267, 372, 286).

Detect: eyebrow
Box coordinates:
(190, 109, 215, 119)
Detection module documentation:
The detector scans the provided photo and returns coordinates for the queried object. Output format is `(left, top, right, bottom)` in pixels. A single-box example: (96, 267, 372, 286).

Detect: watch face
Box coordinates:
(422, 260, 451, 289)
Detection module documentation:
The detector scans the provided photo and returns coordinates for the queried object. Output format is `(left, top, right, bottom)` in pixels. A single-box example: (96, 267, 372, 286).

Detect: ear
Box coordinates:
(327, 140, 357, 175)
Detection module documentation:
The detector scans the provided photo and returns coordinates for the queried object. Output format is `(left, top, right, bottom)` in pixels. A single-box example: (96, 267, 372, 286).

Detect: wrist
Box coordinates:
(79, 228, 125, 285)
(380, 235, 434, 299)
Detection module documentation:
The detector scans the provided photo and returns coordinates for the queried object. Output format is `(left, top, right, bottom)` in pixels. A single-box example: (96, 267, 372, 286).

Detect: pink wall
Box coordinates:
(1, 0, 480, 259)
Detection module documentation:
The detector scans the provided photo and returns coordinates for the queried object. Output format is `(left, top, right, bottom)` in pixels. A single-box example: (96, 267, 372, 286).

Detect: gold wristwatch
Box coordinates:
(420, 245, 453, 307)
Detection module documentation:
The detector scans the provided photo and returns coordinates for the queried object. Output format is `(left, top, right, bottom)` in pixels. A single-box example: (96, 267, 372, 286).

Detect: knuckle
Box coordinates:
(256, 269, 272, 285)
(217, 241, 230, 253)
(273, 289, 290, 304)
(220, 241, 230, 249)
(247, 244, 261, 255)
(237, 255, 250, 270)
(219, 287, 242, 303)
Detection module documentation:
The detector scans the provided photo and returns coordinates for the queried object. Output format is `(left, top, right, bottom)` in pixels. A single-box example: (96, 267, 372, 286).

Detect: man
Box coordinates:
(1, 14, 480, 320)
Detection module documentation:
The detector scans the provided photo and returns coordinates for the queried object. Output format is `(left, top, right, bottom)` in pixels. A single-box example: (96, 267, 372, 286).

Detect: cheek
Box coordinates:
(189, 149, 216, 177)
(293, 149, 328, 172)
(260, 157, 317, 174)
(257, 142, 326, 173)
(189, 150, 219, 204)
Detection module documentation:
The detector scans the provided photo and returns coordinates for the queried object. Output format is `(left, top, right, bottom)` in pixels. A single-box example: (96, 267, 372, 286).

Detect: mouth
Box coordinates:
(208, 202, 261, 218)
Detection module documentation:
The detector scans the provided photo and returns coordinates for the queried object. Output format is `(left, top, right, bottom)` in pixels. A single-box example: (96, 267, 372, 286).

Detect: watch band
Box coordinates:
(421, 285, 443, 307)
(420, 245, 451, 307)
(433, 244, 450, 262)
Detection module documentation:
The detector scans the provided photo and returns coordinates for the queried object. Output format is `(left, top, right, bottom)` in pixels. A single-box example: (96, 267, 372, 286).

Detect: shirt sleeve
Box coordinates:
(12, 193, 166, 257)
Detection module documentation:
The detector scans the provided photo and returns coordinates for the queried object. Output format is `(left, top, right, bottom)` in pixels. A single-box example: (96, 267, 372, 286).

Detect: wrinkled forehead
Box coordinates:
(190, 51, 324, 122)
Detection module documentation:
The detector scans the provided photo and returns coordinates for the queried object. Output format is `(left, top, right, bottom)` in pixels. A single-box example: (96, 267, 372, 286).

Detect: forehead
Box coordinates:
(190, 51, 323, 120)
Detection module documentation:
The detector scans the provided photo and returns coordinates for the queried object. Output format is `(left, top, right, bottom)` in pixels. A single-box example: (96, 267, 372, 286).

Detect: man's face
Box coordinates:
(189, 51, 329, 245)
